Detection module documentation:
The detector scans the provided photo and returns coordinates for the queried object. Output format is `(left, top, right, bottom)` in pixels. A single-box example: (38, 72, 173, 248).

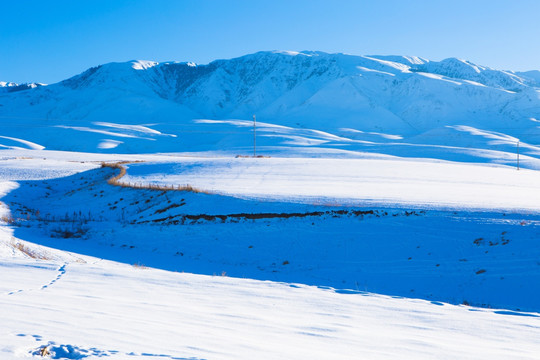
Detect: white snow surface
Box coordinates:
(1, 254, 540, 360)
(0, 136, 45, 150)
(0, 150, 540, 358)
(123, 157, 540, 212)
(0, 158, 97, 180)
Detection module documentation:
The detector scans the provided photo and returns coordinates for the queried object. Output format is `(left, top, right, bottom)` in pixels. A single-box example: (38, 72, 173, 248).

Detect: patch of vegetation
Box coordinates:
(50, 226, 88, 239)
(10, 239, 51, 260)
(101, 161, 209, 193)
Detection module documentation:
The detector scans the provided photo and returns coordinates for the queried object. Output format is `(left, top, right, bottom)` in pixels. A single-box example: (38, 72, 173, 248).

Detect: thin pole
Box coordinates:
(517, 141, 520, 170)
(253, 114, 256, 157)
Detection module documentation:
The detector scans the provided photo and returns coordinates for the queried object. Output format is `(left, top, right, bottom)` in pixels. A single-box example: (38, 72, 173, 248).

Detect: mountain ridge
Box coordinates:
(1, 50, 539, 155)
(0, 81, 45, 93)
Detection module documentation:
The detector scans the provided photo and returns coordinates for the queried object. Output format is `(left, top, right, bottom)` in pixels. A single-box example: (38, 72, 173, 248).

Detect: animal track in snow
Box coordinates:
(41, 263, 67, 290)
(6, 263, 67, 295)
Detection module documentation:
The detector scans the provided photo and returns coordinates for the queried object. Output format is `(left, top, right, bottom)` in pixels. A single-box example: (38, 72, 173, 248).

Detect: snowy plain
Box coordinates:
(122, 156, 540, 212)
(0, 150, 539, 359)
(2, 50, 540, 358)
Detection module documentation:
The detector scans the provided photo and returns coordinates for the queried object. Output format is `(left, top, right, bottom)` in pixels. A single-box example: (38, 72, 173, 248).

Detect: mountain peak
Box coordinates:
(130, 60, 159, 70)
(0, 81, 18, 87)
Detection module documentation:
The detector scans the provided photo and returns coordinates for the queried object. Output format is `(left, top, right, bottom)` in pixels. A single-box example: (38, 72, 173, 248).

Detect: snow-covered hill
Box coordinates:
(1, 51, 540, 161)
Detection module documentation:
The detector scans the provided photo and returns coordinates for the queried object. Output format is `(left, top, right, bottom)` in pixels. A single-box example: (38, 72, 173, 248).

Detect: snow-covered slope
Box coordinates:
(3, 254, 540, 360)
(1, 51, 540, 160)
(3, 251, 540, 360)
(122, 157, 540, 211)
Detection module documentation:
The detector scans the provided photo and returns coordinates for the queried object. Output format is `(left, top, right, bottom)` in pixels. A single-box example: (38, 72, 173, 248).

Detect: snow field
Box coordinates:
(123, 157, 540, 212)
(1, 256, 540, 360)
(1, 151, 540, 359)
(3, 158, 540, 311)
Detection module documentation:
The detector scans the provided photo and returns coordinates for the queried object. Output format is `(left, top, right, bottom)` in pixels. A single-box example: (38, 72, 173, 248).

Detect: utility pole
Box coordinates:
(253, 114, 256, 157)
(517, 140, 520, 170)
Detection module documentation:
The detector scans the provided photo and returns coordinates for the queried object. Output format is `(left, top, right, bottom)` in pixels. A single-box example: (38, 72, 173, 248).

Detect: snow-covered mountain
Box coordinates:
(1, 50, 540, 156)
(0, 81, 45, 93)
(3, 52, 540, 358)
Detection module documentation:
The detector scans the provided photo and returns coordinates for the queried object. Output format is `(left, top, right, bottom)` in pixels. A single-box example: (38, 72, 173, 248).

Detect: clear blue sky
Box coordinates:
(2, 0, 540, 84)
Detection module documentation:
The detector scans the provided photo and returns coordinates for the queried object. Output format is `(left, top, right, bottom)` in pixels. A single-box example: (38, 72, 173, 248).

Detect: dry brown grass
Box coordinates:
(102, 161, 209, 194)
(101, 162, 127, 185)
(11, 240, 51, 260)
(39, 346, 50, 357)
(1, 215, 15, 224)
